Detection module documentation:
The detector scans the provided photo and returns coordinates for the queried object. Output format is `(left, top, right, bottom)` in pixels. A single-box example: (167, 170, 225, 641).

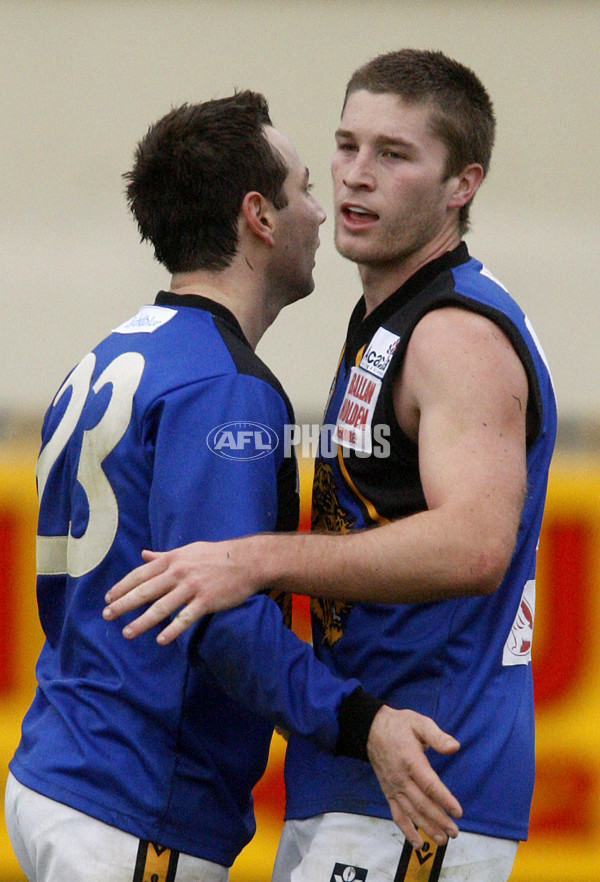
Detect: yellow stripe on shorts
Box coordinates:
(133, 840, 180, 882)
(394, 832, 447, 882)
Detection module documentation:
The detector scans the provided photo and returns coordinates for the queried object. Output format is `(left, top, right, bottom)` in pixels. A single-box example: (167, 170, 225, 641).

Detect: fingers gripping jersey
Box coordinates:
(284, 244, 557, 841)
(11, 293, 362, 867)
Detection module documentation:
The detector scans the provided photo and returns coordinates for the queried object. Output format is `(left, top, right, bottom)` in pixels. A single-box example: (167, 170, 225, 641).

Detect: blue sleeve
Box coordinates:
(146, 373, 292, 547)
(189, 595, 363, 754)
(146, 372, 364, 753)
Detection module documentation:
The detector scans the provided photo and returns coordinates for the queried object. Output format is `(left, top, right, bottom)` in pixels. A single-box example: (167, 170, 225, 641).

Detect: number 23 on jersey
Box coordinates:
(36, 351, 145, 578)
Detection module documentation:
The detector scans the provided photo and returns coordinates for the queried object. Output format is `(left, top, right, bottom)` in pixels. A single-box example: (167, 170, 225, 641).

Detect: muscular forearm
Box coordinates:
(250, 504, 515, 605)
(103, 496, 518, 640)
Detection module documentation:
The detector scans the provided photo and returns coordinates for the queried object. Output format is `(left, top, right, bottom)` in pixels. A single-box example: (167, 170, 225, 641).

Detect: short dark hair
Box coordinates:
(124, 91, 289, 272)
(344, 49, 496, 235)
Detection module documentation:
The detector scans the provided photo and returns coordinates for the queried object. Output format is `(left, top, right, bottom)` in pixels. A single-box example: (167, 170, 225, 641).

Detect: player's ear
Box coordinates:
(241, 192, 275, 247)
(447, 163, 483, 209)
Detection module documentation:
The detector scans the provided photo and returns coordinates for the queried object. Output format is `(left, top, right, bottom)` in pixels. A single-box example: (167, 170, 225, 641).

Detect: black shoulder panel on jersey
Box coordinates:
(154, 291, 296, 425)
(213, 316, 299, 533)
(214, 315, 296, 425)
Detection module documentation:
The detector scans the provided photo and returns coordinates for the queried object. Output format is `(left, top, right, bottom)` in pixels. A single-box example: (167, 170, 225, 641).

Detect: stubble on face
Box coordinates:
(333, 185, 447, 270)
(264, 127, 325, 306)
(331, 91, 454, 279)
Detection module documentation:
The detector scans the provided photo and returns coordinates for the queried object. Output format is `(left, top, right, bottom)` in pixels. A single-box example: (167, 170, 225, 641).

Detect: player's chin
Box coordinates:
(294, 273, 317, 302)
(334, 231, 373, 263)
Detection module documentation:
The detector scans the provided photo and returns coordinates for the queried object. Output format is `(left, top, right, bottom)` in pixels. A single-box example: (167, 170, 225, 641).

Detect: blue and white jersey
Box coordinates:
(283, 244, 557, 841)
(10, 292, 362, 867)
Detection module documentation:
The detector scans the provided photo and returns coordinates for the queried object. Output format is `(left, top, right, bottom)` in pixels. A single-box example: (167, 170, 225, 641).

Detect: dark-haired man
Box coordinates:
(104, 51, 556, 882)
(5, 90, 462, 882)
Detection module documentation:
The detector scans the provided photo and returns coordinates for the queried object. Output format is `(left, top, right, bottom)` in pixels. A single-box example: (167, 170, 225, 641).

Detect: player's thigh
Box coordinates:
(5, 772, 228, 882)
(272, 813, 517, 882)
(442, 831, 517, 881)
(272, 813, 403, 882)
(5, 773, 36, 881)
(272, 814, 322, 882)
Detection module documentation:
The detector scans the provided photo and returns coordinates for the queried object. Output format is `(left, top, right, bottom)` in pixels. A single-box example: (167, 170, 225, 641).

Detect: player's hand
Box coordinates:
(367, 706, 462, 849)
(102, 539, 261, 644)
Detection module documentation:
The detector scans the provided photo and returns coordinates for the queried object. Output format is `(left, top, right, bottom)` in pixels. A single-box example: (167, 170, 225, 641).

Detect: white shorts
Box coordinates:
(272, 812, 518, 882)
(5, 772, 228, 882)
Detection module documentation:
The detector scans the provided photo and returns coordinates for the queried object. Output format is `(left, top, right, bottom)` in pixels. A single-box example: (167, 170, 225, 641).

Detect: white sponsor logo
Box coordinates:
(503, 579, 535, 666)
(113, 305, 177, 334)
(334, 366, 382, 454)
(359, 327, 401, 379)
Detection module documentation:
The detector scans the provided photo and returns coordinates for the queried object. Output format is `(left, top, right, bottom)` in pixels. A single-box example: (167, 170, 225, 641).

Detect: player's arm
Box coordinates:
(119, 372, 462, 847)
(191, 592, 462, 847)
(104, 307, 528, 630)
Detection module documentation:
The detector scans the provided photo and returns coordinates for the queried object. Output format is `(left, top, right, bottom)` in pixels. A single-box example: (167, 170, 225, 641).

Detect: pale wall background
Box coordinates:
(1, 0, 598, 428)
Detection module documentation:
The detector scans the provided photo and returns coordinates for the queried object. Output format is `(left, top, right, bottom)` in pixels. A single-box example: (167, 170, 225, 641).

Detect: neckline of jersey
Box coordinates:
(154, 290, 250, 347)
(344, 242, 470, 371)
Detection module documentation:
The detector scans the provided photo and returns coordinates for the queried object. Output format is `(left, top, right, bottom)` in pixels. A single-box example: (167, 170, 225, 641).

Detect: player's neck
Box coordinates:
(169, 268, 273, 351)
(360, 229, 460, 317)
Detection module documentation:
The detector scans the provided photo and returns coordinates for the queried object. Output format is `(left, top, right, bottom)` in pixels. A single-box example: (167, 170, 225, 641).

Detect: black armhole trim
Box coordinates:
(382, 293, 544, 449)
(448, 295, 543, 447)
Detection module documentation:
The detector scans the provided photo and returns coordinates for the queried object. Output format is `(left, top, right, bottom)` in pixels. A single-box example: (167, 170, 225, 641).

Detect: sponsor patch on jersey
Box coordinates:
(113, 305, 177, 334)
(334, 366, 382, 453)
(503, 579, 535, 666)
(132, 840, 179, 882)
(394, 834, 447, 881)
(330, 863, 368, 882)
(359, 327, 401, 379)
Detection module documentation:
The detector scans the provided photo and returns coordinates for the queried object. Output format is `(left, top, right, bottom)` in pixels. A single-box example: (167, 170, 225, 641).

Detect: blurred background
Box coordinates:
(1, 1, 599, 879)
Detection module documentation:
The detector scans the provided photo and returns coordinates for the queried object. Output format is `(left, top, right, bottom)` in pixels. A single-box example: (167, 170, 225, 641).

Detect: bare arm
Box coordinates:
(104, 307, 528, 640)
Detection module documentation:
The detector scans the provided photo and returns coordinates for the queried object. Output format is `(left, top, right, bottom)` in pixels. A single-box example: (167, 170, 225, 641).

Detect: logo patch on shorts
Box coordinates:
(132, 840, 179, 882)
(330, 863, 368, 882)
(394, 834, 446, 881)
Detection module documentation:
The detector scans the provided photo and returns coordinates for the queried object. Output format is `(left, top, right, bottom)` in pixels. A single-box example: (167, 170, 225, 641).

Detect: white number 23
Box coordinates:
(36, 351, 145, 578)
